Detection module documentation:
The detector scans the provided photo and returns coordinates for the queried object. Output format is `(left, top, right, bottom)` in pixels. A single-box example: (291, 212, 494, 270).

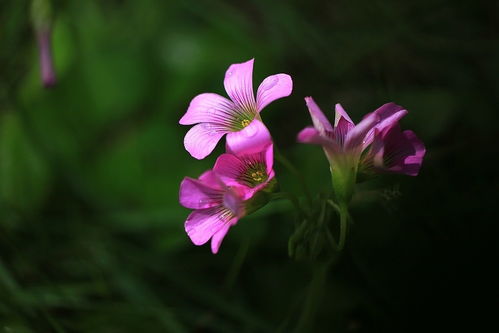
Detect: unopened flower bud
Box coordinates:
(31, 0, 56, 87)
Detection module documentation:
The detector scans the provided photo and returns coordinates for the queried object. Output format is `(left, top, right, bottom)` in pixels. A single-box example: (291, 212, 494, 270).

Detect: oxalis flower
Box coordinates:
(361, 123, 426, 176)
(298, 97, 425, 203)
(179, 59, 292, 159)
(179, 143, 275, 253)
(214, 143, 275, 193)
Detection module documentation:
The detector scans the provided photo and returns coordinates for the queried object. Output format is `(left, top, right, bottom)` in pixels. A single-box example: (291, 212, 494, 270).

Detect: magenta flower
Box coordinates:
(179, 143, 275, 253)
(298, 97, 425, 202)
(362, 123, 426, 176)
(179, 59, 292, 159)
(180, 171, 247, 254)
(298, 97, 409, 161)
(214, 143, 275, 194)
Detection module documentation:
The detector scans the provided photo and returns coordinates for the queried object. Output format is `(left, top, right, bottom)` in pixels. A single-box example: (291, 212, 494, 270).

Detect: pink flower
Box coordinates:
(362, 123, 426, 176)
(179, 143, 275, 253)
(179, 171, 245, 254)
(298, 97, 408, 164)
(297, 97, 425, 202)
(214, 142, 275, 194)
(179, 59, 292, 159)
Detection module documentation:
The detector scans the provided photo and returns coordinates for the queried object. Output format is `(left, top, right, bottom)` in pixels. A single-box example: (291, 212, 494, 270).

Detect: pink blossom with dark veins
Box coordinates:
(179, 141, 275, 253)
(298, 97, 425, 177)
(180, 171, 246, 254)
(180, 59, 292, 159)
(363, 124, 426, 176)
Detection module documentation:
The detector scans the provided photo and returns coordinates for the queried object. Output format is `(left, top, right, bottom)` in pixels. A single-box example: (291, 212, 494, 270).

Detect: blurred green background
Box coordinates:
(0, 0, 497, 332)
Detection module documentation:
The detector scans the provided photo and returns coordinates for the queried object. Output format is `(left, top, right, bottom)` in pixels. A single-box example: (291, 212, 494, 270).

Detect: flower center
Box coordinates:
(241, 119, 251, 128)
(239, 163, 268, 187)
(250, 170, 264, 182)
(230, 105, 258, 131)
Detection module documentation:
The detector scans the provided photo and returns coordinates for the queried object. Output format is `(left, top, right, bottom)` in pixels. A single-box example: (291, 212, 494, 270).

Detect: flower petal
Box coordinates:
(298, 127, 343, 157)
(372, 125, 426, 176)
(400, 130, 425, 176)
(334, 103, 354, 127)
(363, 103, 408, 147)
(344, 112, 379, 151)
(184, 123, 228, 159)
(256, 74, 293, 111)
(226, 119, 272, 155)
(198, 170, 224, 189)
(373, 102, 407, 124)
(179, 177, 222, 209)
(223, 190, 244, 217)
(264, 144, 274, 176)
(179, 93, 236, 126)
(333, 117, 354, 146)
(332, 104, 354, 146)
(185, 207, 233, 246)
(305, 97, 333, 135)
(297, 127, 331, 145)
(224, 59, 256, 110)
(214, 144, 274, 189)
(211, 223, 233, 254)
(213, 153, 243, 186)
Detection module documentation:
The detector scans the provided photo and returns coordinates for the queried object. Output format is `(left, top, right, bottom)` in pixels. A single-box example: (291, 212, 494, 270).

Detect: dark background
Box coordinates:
(1, 0, 497, 332)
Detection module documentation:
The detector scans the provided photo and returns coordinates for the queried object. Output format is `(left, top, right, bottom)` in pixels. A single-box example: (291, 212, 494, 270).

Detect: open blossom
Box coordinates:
(179, 59, 292, 159)
(298, 97, 409, 163)
(179, 142, 275, 253)
(362, 123, 425, 176)
(214, 142, 275, 194)
(298, 97, 425, 202)
(180, 171, 246, 254)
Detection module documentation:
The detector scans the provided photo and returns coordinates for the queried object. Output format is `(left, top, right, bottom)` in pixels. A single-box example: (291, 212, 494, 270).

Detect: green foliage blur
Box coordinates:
(0, 0, 497, 332)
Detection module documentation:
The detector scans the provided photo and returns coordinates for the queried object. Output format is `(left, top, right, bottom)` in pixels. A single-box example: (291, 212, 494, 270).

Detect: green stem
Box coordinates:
(326, 199, 349, 251)
(326, 199, 340, 213)
(293, 259, 334, 333)
(337, 203, 349, 251)
(224, 238, 250, 290)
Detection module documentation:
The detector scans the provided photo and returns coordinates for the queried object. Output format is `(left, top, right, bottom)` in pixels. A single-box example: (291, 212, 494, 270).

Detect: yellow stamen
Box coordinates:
(251, 171, 264, 182)
(241, 119, 251, 128)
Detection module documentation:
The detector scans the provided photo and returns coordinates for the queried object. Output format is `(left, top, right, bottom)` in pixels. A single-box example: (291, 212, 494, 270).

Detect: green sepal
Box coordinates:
(244, 178, 278, 215)
(330, 163, 356, 205)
